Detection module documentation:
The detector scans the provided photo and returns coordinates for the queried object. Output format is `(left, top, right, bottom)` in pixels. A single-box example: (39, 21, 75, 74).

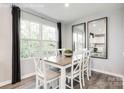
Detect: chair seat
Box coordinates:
(38, 70, 60, 80)
(47, 70, 60, 80)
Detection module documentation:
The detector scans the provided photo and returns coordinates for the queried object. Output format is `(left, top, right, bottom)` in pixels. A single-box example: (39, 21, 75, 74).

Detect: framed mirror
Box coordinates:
(72, 23, 86, 51)
(87, 17, 108, 59)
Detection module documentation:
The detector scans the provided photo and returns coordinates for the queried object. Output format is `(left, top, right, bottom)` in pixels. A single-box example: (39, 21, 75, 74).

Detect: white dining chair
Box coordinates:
(34, 57, 61, 89)
(65, 54, 83, 89)
(46, 49, 65, 72)
(46, 48, 65, 56)
(81, 49, 91, 86)
(57, 48, 65, 56)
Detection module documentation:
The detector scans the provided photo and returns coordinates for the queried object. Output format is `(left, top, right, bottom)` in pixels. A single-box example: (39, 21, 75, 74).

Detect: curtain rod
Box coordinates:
(11, 4, 58, 23)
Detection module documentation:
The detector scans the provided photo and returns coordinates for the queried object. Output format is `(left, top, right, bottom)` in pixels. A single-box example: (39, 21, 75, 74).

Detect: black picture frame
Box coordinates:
(72, 23, 86, 51)
(87, 17, 108, 59)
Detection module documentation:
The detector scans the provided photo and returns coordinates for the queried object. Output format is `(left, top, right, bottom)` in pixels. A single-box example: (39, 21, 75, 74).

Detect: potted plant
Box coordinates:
(64, 49, 73, 57)
(94, 48, 98, 53)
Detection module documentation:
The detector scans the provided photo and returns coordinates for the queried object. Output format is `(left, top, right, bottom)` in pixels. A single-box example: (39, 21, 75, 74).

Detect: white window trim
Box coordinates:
(20, 19, 58, 60)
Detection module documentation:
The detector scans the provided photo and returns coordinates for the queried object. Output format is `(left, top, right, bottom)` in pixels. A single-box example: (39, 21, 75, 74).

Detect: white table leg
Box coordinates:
(60, 67, 66, 89)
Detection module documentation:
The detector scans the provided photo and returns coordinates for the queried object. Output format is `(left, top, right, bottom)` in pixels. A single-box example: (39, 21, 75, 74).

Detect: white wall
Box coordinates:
(21, 59, 35, 78)
(0, 4, 12, 84)
(61, 23, 73, 49)
(122, 9, 124, 76)
(63, 7, 124, 77)
(61, 23, 68, 48)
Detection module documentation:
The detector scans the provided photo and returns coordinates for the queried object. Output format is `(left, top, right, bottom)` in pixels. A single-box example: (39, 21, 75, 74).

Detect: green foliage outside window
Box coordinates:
(20, 20, 57, 58)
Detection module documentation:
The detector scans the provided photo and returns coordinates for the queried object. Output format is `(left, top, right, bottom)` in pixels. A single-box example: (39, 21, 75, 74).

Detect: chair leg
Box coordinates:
(67, 78, 70, 84)
(44, 80, 47, 89)
(79, 75, 82, 89)
(59, 78, 61, 89)
(71, 79, 73, 89)
(87, 69, 89, 80)
(44, 83, 47, 89)
(82, 73, 85, 86)
(36, 76, 39, 89)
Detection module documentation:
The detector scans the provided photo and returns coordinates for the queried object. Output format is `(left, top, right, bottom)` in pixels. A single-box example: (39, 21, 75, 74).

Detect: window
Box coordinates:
(20, 20, 41, 58)
(20, 18, 58, 58)
(42, 25, 58, 51)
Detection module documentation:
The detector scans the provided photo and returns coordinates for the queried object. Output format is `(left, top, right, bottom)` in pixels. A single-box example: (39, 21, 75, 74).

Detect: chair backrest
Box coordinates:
(71, 51, 83, 76)
(34, 57, 46, 79)
(46, 48, 65, 57)
(57, 48, 65, 55)
(47, 49, 58, 57)
(82, 49, 91, 67)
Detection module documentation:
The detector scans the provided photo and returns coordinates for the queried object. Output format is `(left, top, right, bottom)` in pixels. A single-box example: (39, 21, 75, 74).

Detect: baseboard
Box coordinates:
(91, 68, 123, 78)
(0, 72, 35, 87)
(21, 72, 35, 80)
(92, 68, 124, 89)
(0, 80, 11, 87)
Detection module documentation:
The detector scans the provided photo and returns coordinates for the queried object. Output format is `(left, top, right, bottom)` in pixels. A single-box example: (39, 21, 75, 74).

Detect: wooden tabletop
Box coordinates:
(43, 55, 82, 66)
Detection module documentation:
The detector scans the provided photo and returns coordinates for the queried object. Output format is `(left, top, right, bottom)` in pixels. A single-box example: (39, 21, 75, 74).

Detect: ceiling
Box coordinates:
(17, 3, 124, 23)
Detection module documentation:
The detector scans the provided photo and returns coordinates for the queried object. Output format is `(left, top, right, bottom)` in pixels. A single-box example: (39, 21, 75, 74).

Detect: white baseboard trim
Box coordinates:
(91, 68, 123, 78)
(0, 80, 11, 87)
(21, 72, 35, 80)
(92, 68, 124, 89)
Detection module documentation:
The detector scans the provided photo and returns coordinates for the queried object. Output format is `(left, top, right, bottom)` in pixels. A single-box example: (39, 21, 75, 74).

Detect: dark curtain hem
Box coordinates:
(12, 5, 21, 84)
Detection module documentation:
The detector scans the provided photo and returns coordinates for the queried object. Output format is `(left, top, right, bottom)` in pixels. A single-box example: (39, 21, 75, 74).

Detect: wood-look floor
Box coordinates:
(0, 71, 123, 89)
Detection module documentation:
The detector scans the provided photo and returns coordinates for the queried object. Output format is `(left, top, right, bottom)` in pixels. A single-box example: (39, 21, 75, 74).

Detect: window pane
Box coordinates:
(21, 20, 30, 39)
(49, 27, 56, 41)
(75, 42, 78, 51)
(29, 41, 41, 57)
(42, 25, 56, 41)
(20, 19, 58, 58)
(20, 40, 30, 58)
(42, 25, 49, 40)
(42, 41, 57, 50)
(30, 22, 40, 40)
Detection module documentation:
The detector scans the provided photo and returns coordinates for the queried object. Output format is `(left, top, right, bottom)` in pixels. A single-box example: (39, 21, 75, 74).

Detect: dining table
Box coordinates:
(43, 54, 91, 89)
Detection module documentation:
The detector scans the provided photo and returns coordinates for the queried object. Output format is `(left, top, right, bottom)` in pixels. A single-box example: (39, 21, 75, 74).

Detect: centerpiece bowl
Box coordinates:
(64, 49, 73, 57)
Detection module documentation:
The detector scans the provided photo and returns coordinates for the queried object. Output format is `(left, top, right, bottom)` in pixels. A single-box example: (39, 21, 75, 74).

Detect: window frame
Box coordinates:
(20, 19, 58, 60)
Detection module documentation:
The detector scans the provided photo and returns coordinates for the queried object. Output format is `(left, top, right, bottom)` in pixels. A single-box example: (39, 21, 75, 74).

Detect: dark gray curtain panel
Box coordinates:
(57, 22, 62, 49)
(12, 5, 21, 84)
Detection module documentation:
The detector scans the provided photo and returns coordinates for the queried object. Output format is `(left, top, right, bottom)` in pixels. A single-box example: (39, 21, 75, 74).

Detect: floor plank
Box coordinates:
(0, 71, 123, 89)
